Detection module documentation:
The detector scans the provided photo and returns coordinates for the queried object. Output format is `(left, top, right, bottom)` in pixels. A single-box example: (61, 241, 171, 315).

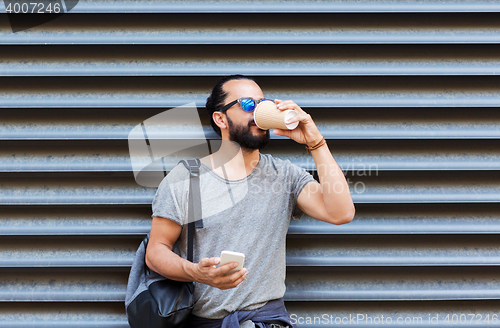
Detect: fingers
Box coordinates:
(206, 264, 247, 290)
(218, 267, 247, 290)
(273, 128, 291, 138)
(218, 261, 239, 275)
(196, 258, 247, 289)
(198, 257, 220, 268)
(274, 99, 306, 114)
(285, 112, 310, 125)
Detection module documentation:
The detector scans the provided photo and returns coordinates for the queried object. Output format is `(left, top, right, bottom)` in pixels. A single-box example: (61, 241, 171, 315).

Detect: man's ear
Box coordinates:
(213, 111, 228, 131)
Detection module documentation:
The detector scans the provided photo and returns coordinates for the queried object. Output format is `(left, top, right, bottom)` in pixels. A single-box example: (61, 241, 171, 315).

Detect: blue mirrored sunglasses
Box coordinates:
(219, 98, 275, 113)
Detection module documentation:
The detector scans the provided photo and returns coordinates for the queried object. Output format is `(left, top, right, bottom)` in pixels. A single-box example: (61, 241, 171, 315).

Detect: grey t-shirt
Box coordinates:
(151, 153, 316, 319)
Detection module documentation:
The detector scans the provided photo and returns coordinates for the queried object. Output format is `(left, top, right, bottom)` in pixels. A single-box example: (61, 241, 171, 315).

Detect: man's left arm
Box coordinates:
(273, 99, 355, 225)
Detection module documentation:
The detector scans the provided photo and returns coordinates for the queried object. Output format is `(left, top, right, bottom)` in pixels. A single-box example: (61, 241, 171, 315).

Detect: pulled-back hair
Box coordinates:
(206, 74, 256, 136)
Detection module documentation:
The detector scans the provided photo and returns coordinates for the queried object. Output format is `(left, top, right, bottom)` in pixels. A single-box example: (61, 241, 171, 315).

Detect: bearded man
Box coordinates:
(146, 75, 355, 328)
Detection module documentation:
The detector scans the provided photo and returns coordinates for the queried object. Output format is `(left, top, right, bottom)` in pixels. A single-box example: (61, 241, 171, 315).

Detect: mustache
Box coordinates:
(248, 120, 266, 132)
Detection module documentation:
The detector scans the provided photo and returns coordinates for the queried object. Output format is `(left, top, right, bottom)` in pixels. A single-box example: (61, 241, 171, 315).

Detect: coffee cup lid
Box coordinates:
(285, 110, 299, 130)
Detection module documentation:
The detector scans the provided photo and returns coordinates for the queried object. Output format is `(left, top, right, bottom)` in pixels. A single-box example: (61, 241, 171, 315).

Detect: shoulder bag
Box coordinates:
(125, 158, 203, 328)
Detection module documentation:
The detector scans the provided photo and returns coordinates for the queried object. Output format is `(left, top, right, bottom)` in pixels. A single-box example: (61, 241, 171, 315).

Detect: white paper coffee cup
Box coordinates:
(253, 101, 299, 130)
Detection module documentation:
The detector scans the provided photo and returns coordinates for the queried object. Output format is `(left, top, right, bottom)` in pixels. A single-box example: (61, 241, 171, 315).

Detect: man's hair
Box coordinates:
(205, 74, 256, 137)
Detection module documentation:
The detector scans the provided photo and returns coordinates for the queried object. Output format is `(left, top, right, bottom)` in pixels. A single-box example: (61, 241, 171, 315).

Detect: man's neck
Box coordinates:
(202, 140, 261, 180)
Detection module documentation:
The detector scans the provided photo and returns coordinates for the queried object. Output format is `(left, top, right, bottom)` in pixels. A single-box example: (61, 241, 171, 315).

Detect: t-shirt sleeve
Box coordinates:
(287, 160, 316, 220)
(151, 167, 187, 226)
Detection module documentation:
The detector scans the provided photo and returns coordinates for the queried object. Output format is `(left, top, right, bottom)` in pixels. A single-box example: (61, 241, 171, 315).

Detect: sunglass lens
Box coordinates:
(240, 98, 256, 112)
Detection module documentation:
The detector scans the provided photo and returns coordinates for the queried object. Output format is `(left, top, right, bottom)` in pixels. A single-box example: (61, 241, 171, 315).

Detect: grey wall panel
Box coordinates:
(0, 177, 154, 205)
(2, 301, 500, 328)
(286, 235, 500, 266)
(0, 269, 127, 302)
(4, 76, 500, 108)
(3, 267, 500, 302)
(2, 140, 500, 173)
(3, 108, 500, 140)
(0, 2, 499, 327)
(284, 267, 500, 301)
(2, 204, 499, 237)
(2, 13, 500, 44)
(0, 303, 128, 328)
(0, 236, 141, 268)
(289, 204, 500, 235)
(0, 206, 151, 236)
(1, 171, 499, 205)
(3, 234, 500, 268)
(3, 45, 500, 77)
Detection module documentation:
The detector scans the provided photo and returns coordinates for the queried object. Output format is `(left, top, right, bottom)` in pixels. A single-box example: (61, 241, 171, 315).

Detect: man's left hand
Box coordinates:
(272, 99, 323, 147)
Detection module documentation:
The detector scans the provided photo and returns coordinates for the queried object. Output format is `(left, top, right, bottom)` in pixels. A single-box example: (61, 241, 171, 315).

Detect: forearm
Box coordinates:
(309, 140, 355, 223)
(145, 243, 198, 282)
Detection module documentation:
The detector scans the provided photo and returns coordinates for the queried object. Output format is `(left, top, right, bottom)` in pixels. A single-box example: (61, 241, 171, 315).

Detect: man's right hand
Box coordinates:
(192, 257, 247, 290)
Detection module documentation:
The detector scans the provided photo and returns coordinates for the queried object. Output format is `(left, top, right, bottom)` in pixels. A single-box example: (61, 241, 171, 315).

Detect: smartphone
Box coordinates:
(220, 250, 245, 275)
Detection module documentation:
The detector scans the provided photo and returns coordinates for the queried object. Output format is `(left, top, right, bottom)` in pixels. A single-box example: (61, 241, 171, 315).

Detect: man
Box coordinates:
(146, 75, 355, 327)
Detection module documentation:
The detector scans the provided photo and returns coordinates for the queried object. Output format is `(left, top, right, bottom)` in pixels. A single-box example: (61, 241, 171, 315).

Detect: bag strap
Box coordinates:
(179, 158, 203, 263)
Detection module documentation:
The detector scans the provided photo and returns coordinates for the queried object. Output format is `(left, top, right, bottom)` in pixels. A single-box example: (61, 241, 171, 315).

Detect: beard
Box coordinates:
(227, 115, 270, 151)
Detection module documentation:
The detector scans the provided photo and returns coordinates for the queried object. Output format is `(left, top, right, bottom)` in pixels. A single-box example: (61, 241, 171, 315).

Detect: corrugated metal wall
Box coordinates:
(2, 1, 500, 327)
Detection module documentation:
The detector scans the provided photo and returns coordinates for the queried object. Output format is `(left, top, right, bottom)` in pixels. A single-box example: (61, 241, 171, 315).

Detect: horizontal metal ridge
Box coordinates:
(1, 235, 498, 268)
(1, 257, 498, 269)
(3, 45, 500, 77)
(2, 267, 499, 302)
(4, 215, 500, 236)
(1, 13, 500, 45)
(286, 235, 500, 267)
(287, 256, 500, 267)
(2, 204, 500, 236)
(3, 302, 500, 328)
(3, 123, 500, 140)
(0, 177, 154, 205)
(2, 107, 500, 140)
(2, 0, 500, 13)
(1, 156, 499, 172)
(289, 210, 500, 234)
(1, 172, 500, 205)
(284, 267, 500, 301)
(3, 301, 500, 328)
(0, 207, 151, 236)
(0, 271, 126, 302)
(4, 58, 500, 77)
(2, 140, 500, 172)
(4, 91, 500, 108)
(6, 61, 500, 77)
(3, 76, 500, 108)
(0, 303, 127, 328)
(0, 237, 139, 268)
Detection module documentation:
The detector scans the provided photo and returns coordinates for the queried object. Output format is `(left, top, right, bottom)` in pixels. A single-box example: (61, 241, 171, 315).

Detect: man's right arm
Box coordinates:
(145, 216, 247, 290)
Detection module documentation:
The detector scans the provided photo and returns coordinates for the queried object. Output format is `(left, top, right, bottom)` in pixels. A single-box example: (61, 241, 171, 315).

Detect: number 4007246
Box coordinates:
(5, 2, 62, 14)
